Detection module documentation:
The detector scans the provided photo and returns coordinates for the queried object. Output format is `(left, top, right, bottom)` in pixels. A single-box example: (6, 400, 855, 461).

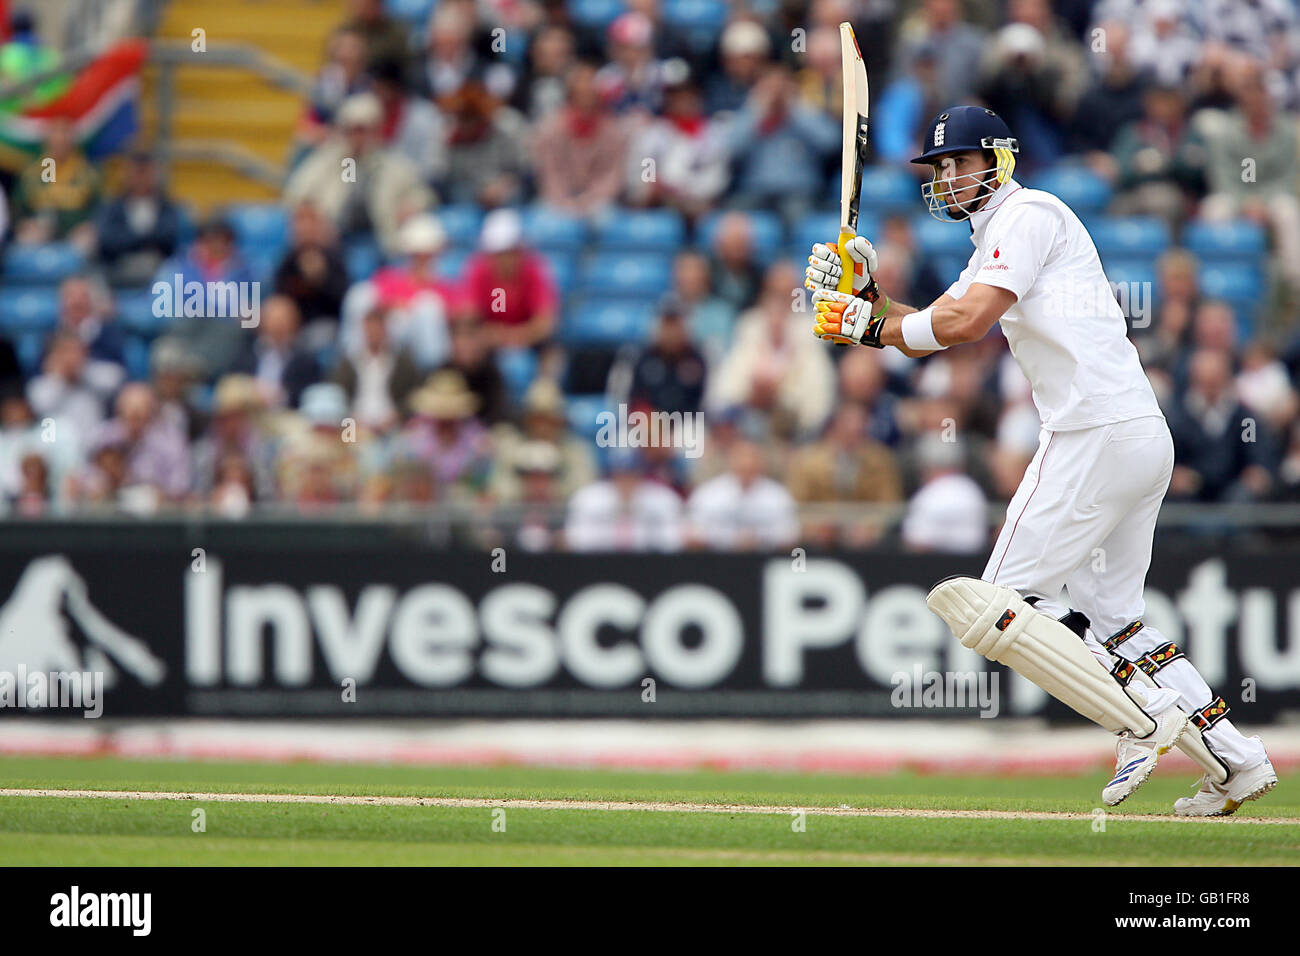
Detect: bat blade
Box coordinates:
(837, 21, 870, 294)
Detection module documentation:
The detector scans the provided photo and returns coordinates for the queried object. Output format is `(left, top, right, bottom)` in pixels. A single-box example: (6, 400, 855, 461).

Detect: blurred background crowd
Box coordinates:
(0, 0, 1299, 553)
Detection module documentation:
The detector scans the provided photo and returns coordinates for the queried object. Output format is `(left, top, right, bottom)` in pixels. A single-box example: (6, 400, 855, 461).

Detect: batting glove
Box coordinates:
(812, 288, 889, 348)
(804, 235, 878, 295)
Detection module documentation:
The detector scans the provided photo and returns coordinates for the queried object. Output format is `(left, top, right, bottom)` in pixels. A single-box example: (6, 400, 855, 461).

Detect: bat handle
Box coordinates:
(836, 225, 856, 295)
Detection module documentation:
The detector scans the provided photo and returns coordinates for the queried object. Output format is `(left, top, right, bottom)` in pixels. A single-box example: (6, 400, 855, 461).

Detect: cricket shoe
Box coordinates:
(1174, 754, 1277, 817)
(1102, 707, 1189, 806)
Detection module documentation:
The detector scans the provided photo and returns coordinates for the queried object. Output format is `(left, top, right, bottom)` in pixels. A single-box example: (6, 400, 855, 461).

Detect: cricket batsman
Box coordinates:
(804, 106, 1276, 814)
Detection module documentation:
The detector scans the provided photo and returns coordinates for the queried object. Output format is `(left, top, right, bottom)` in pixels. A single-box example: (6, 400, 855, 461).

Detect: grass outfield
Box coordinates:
(0, 756, 1296, 866)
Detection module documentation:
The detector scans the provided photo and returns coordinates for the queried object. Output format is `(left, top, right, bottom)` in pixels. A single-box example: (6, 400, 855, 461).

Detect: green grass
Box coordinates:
(0, 756, 1296, 866)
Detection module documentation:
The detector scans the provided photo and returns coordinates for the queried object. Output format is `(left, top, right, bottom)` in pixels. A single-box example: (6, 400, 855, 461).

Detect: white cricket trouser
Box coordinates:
(982, 415, 1267, 772)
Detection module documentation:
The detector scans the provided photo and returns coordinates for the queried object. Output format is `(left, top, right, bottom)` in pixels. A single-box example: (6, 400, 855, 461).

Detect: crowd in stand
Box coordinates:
(2, 0, 1300, 552)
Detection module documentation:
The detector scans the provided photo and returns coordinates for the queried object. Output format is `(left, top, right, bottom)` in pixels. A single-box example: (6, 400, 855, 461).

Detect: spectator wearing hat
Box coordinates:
(496, 439, 566, 552)
(340, 214, 456, 369)
(463, 208, 558, 351)
(397, 370, 493, 498)
(901, 434, 989, 553)
(191, 374, 279, 502)
(625, 60, 729, 220)
(284, 91, 433, 256)
(598, 11, 667, 114)
(705, 19, 772, 114)
(331, 304, 422, 433)
(787, 402, 903, 547)
(490, 378, 596, 503)
(95, 151, 182, 287)
(534, 59, 631, 216)
(273, 200, 350, 327)
(278, 382, 360, 509)
(686, 438, 797, 551)
(339, 0, 410, 72)
(232, 294, 321, 409)
(11, 118, 99, 250)
(72, 383, 191, 509)
(565, 448, 683, 552)
(436, 316, 508, 425)
(437, 79, 530, 207)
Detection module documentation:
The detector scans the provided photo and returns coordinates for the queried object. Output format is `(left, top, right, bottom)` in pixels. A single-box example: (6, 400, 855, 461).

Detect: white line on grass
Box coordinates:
(0, 789, 1294, 825)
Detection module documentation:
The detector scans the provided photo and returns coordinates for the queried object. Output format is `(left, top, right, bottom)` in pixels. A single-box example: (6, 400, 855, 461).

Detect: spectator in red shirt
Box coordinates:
(463, 208, 558, 350)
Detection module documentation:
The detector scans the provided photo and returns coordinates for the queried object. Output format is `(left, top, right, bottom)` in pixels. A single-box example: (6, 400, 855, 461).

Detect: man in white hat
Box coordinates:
(463, 208, 558, 350)
(284, 91, 432, 256)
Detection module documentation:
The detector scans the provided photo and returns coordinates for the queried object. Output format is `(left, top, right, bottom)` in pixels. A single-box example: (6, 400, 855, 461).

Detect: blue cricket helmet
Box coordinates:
(911, 106, 1018, 165)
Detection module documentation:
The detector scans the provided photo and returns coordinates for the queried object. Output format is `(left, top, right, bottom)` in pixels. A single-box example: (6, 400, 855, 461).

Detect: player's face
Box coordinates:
(929, 151, 993, 212)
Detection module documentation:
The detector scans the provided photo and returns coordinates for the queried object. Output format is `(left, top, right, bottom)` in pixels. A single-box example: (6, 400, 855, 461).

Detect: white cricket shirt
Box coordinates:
(943, 179, 1164, 431)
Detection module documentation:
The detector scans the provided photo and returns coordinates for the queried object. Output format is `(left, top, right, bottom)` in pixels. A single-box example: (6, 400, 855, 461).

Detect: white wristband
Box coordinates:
(901, 307, 946, 351)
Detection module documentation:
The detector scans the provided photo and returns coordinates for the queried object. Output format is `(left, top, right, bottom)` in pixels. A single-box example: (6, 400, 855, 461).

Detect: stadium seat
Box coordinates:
(858, 166, 918, 214)
(1030, 166, 1112, 213)
(566, 393, 614, 442)
(663, 0, 728, 53)
(791, 212, 882, 262)
(1183, 220, 1267, 262)
(438, 204, 485, 247)
(1199, 263, 1265, 303)
(437, 250, 469, 281)
(496, 347, 539, 402)
(570, 0, 624, 28)
(14, 330, 46, 376)
(385, 0, 435, 26)
(578, 253, 673, 297)
(560, 297, 657, 346)
(594, 208, 685, 251)
(226, 203, 289, 255)
(521, 206, 589, 252)
(2, 243, 86, 285)
(115, 287, 168, 336)
(696, 209, 786, 263)
(1089, 217, 1170, 258)
(0, 287, 59, 331)
(912, 214, 975, 257)
(538, 250, 577, 297)
(1104, 258, 1159, 293)
(344, 238, 385, 282)
(123, 334, 152, 381)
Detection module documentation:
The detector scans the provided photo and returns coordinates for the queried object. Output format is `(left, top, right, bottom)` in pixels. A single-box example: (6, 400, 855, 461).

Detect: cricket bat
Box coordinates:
(837, 22, 880, 303)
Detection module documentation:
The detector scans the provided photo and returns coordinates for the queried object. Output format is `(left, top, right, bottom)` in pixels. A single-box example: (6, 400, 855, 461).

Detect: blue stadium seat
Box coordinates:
(858, 166, 918, 214)
(566, 393, 614, 442)
(385, 0, 435, 26)
(1200, 263, 1265, 303)
(663, 0, 728, 53)
(1183, 220, 1267, 262)
(226, 203, 289, 255)
(561, 297, 657, 346)
(912, 214, 975, 257)
(521, 206, 589, 252)
(115, 287, 168, 336)
(123, 334, 152, 381)
(578, 253, 673, 296)
(1030, 166, 1112, 213)
(2, 243, 86, 285)
(594, 208, 685, 251)
(570, 0, 624, 28)
(1090, 217, 1170, 258)
(245, 249, 281, 285)
(696, 210, 786, 263)
(438, 204, 485, 247)
(1104, 257, 1158, 289)
(496, 347, 538, 402)
(538, 250, 577, 297)
(0, 288, 59, 331)
(14, 330, 46, 376)
(344, 237, 385, 282)
(436, 250, 469, 281)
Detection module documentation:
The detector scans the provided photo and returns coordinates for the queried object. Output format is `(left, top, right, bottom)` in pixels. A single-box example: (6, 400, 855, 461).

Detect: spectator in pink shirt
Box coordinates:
(463, 208, 558, 350)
